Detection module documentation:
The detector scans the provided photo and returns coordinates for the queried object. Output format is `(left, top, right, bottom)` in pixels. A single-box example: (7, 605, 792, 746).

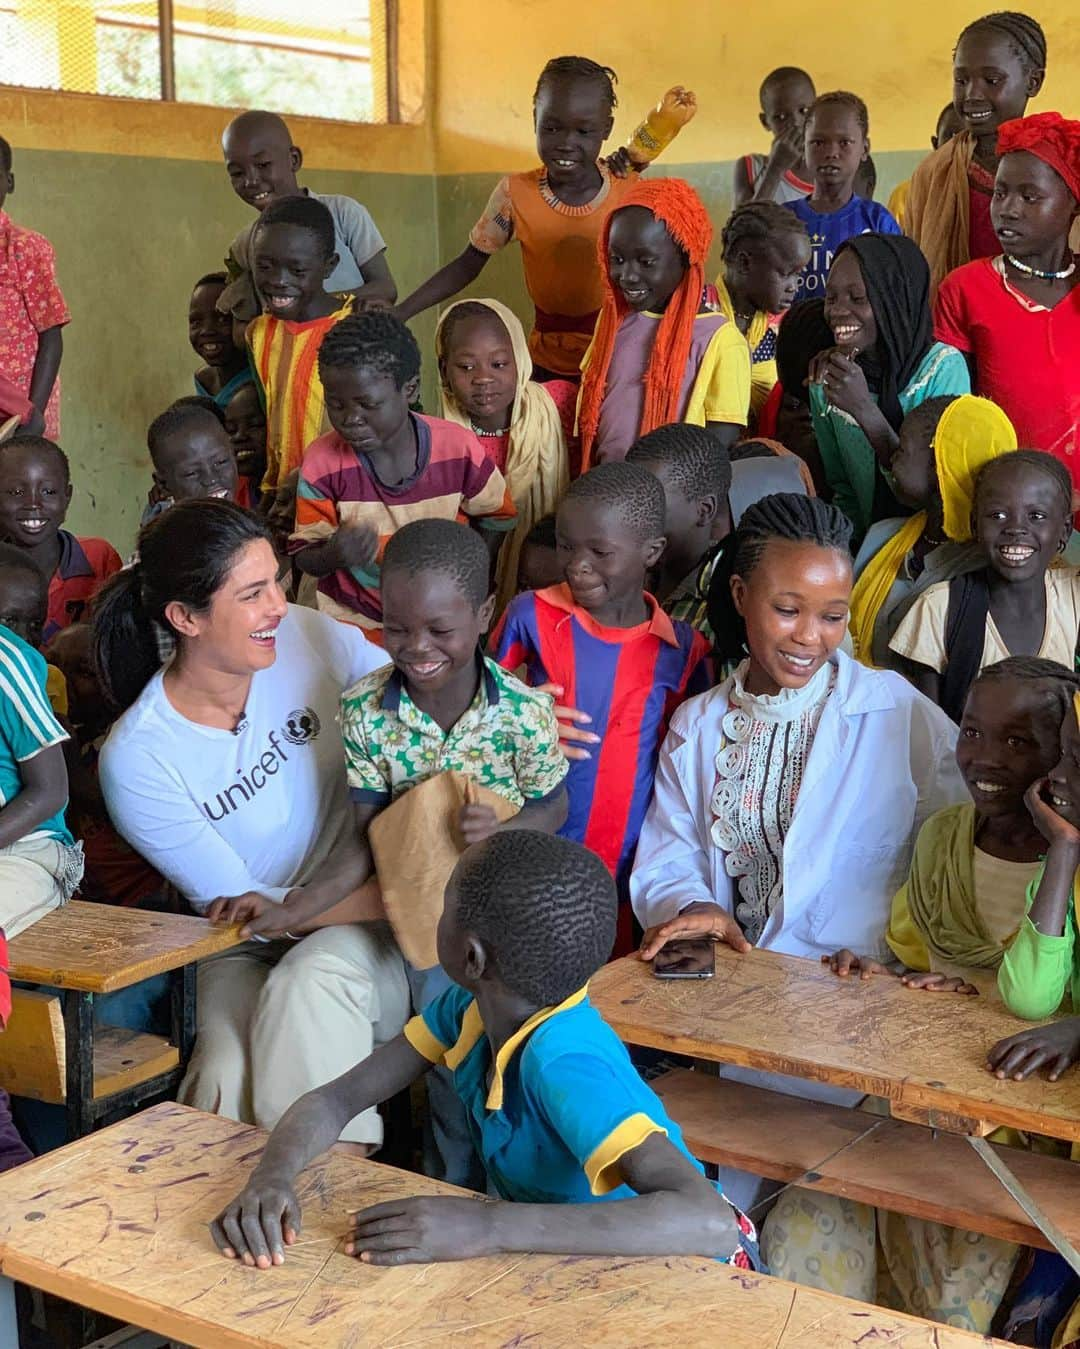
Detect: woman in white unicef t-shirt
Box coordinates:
(96, 500, 407, 1149)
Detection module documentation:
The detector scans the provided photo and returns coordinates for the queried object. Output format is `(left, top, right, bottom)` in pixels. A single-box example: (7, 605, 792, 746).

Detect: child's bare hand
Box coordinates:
(768, 122, 805, 170)
(459, 802, 500, 845)
(604, 147, 636, 178)
(329, 522, 380, 571)
(533, 682, 600, 761)
(205, 891, 267, 926)
(639, 902, 752, 961)
(900, 971, 979, 995)
(822, 950, 895, 979)
(346, 1195, 495, 1265)
(210, 1175, 302, 1268)
(987, 1018, 1080, 1081)
(809, 348, 873, 419)
(1024, 777, 1080, 848)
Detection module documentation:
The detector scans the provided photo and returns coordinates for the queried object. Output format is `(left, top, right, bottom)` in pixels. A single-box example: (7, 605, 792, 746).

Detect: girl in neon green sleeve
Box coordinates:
(997, 689, 1080, 1019)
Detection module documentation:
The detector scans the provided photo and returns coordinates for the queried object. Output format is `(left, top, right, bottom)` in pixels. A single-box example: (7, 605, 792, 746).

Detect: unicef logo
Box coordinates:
(282, 708, 321, 746)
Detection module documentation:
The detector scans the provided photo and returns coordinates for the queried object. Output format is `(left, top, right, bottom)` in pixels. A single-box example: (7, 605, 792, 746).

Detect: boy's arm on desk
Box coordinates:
(346, 1132, 740, 1265)
(210, 1035, 430, 1268)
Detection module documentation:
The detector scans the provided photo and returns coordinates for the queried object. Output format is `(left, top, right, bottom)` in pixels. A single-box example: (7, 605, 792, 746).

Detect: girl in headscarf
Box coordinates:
(935, 111, 1080, 492)
(808, 233, 970, 545)
(850, 394, 1017, 667)
(436, 299, 572, 615)
(577, 178, 751, 469)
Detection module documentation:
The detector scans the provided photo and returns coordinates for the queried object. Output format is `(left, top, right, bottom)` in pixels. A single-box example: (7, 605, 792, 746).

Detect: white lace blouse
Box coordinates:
(709, 659, 836, 943)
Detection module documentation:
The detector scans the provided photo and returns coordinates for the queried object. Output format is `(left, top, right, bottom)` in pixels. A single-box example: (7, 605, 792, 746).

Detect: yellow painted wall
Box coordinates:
(431, 0, 1077, 174)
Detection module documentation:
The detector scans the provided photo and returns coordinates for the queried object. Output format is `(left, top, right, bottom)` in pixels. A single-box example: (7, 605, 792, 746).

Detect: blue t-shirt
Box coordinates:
(783, 195, 902, 298)
(405, 982, 705, 1204)
(0, 624, 71, 845)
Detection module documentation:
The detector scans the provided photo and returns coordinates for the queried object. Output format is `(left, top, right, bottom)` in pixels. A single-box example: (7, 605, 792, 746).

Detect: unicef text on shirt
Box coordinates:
(200, 710, 322, 822)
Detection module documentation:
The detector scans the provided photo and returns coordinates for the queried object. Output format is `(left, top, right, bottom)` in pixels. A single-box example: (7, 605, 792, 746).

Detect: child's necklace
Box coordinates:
(1005, 254, 1076, 281)
(470, 420, 509, 437)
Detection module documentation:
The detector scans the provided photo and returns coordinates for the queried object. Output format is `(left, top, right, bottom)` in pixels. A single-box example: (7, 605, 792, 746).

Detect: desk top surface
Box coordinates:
(0, 1103, 1003, 1348)
(7, 902, 242, 992)
(590, 948, 1080, 1139)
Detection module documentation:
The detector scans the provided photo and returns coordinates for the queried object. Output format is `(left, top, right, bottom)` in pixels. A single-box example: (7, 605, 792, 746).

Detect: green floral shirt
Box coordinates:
(341, 656, 568, 807)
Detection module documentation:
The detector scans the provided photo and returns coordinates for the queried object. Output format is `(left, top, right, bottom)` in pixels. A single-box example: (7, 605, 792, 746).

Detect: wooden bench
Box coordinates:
(655, 1068, 1080, 1250)
(2, 902, 241, 1139)
(0, 1102, 1006, 1348)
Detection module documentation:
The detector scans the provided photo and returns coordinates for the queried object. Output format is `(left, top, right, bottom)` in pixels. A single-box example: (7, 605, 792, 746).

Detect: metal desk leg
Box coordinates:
(63, 989, 95, 1141)
(170, 963, 196, 1067)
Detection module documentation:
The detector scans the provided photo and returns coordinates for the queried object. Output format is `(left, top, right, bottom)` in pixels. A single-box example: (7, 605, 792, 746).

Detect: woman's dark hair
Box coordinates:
(92, 500, 273, 713)
(534, 56, 618, 110)
(707, 494, 853, 666)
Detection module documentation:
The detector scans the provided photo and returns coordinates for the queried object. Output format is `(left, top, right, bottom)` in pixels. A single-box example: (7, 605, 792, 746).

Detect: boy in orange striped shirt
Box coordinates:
(245, 196, 352, 500)
(290, 312, 516, 635)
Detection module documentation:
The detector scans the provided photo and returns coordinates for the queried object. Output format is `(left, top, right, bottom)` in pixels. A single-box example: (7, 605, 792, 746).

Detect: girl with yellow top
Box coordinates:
(715, 203, 811, 416)
(849, 394, 1017, 668)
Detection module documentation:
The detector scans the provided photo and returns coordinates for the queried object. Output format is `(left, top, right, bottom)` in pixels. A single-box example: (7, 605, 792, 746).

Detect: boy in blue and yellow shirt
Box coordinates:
(211, 829, 757, 1269)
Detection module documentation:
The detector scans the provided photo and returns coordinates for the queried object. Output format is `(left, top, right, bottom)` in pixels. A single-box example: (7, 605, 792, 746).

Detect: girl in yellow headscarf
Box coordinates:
(849, 394, 1016, 667)
(436, 299, 573, 615)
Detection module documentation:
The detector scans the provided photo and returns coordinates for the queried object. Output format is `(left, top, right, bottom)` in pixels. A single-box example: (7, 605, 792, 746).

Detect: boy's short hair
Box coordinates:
(626, 423, 733, 502)
(193, 271, 228, 291)
(562, 463, 665, 541)
(453, 831, 616, 1006)
(0, 136, 11, 174)
(974, 448, 1072, 517)
(2, 435, 70, 484)
(147, 398, 227, 464)
(809, 90, 870, 137)
(0, 541, 47, 600)
(318, 311, 421, 388)
(381, 518, 490, 610)
(253, 195, 335, 260)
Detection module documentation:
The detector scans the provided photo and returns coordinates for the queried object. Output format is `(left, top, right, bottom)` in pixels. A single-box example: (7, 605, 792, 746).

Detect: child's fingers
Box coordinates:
(464, 776, 479, 807)
(360, 1246, 425, 1265)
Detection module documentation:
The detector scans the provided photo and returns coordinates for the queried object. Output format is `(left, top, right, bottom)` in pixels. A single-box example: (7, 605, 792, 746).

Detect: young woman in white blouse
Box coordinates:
(632, 493, 965, 965)
(94, 501, 409, 1152)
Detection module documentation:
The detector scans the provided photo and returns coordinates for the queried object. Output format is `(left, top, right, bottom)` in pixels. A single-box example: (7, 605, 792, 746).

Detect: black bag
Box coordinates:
(941, 569, 990, 724)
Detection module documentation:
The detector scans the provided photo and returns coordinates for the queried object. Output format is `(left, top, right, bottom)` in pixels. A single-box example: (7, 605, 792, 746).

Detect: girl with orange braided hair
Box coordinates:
(577, 178, 751, 469)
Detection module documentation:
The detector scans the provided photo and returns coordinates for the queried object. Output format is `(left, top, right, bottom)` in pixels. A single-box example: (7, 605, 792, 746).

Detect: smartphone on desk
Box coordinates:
(652, 937, 715, 979)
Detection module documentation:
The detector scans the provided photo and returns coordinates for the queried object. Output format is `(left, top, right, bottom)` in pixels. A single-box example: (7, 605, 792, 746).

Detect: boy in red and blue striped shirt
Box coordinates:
(492, 463, 710, 955)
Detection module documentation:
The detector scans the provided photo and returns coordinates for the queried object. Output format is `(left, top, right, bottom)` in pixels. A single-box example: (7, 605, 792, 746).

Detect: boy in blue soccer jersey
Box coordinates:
(211, 830, 757, 1270)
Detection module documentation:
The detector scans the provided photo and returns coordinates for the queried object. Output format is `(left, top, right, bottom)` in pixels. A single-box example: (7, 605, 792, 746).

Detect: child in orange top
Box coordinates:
(578, 178, 751, 468)
(396, 58, 695, 380)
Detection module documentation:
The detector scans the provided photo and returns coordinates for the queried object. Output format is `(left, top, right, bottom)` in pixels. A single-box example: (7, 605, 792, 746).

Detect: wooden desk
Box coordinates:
(5, 903, 241, 1138)
(590, 948, 1080, 1139)
(0, 1104, 1002, 1348)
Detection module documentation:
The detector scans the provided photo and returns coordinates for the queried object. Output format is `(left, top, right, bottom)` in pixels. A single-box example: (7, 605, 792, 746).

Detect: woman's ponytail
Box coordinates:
(92, 563, 162, 713)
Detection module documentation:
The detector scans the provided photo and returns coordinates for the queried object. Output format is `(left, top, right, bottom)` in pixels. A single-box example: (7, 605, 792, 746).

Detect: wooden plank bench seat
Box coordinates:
(654, 1067, 1080, 1251)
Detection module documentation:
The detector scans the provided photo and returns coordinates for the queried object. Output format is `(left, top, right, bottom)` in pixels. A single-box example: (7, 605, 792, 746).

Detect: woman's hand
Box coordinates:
(900, 971, 979, 995)
(987, 1019, 1080, 1082)
(810, 347, 874, 421)
(821, 950, 897, 980)
(639, 902, 751, 961)
(1024, 777, 1080, 849)
(534, 682, 601, 762)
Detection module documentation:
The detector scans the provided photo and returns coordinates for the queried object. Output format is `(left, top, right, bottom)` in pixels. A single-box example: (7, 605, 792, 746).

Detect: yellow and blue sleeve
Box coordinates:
(403, 983, 475, 1065)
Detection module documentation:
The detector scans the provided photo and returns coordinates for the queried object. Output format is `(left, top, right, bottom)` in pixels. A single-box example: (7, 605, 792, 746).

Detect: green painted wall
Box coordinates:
(11, 146, 922, 552)
(9, 152, 439, 550)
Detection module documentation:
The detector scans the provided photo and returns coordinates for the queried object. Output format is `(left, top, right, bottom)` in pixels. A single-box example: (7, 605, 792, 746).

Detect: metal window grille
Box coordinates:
(0, 0, 389, 123)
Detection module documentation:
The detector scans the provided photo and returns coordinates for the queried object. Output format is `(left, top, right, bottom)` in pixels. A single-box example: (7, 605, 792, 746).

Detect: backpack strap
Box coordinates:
(941, 569, 990, 723)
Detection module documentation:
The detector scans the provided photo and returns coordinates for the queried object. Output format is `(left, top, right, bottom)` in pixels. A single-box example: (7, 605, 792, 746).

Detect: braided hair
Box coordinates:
(707, 494, 853, 666)
(317, 311, 421, 388)
(974, 656, 1080, 729)
(534, 56, 618, 110)
(955, 12, 1046, 71)
(720, 201, 810, 262)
